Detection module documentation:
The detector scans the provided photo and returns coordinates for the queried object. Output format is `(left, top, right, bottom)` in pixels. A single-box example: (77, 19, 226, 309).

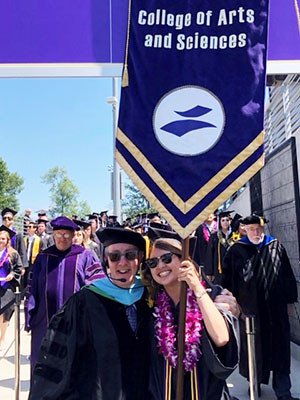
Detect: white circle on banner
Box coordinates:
(153, 86, 225, 156)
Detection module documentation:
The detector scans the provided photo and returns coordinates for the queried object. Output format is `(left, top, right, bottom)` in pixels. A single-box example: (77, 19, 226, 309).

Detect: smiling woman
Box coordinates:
(142, 236, 238, 400)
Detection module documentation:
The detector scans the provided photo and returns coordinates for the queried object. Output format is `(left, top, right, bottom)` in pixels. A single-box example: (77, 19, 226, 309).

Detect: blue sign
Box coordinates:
(117, 0, 269, 238)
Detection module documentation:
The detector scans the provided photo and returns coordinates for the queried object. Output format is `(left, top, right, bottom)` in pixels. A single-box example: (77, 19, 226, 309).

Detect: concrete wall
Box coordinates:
(229, 185, 251, 218)
(261, 137, 300, 343)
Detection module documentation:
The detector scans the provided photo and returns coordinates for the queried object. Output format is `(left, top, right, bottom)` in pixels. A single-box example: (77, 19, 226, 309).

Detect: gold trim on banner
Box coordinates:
(116, 147, 264, 238)
(117, 128, 264, 213)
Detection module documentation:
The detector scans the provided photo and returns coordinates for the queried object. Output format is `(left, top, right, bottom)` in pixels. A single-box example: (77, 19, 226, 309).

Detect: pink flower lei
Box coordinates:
(153, 288, 203, 372)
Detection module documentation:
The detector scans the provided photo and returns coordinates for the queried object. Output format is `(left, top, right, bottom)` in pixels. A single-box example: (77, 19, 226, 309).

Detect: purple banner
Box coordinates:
(0, 0, 298, 69)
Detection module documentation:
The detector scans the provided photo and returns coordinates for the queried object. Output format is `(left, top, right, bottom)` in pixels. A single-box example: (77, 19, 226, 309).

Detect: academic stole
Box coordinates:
(164, 360, 200, 400)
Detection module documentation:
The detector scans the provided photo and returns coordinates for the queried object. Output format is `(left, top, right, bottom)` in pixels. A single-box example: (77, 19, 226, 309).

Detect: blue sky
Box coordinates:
(0, 77, 122, 219)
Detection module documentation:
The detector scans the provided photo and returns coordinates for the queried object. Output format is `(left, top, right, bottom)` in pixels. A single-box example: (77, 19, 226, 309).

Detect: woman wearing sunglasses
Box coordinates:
(142, 237, 238, 400)
(0, 226, 22, 351)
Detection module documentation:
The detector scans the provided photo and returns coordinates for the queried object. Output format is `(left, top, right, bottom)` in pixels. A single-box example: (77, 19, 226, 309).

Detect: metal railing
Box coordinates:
(265, 74, 300, 156)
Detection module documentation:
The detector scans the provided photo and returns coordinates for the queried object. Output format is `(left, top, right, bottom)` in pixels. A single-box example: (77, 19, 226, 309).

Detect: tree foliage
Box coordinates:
(122, 181, 156, 217)
(0, 158, 24, 211)
(41, 167, 91, 217)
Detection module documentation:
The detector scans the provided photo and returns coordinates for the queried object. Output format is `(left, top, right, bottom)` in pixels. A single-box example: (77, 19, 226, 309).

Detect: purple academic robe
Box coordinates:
(27, 244, 104, 370)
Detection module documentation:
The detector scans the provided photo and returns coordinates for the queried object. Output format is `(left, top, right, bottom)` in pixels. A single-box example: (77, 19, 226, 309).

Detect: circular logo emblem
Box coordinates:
(153, 86, 225, 156)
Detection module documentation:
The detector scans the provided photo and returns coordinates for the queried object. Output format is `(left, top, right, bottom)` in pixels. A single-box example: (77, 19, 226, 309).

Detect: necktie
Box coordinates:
(125, 304, 137, 332)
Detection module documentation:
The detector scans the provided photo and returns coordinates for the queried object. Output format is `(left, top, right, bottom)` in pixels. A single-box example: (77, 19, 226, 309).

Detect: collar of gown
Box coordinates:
(87, 275, 144, 306)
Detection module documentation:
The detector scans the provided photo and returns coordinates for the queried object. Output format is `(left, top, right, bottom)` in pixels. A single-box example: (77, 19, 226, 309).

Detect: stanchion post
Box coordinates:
(14, 287, 22, 400)
(245, 315, 258, 400)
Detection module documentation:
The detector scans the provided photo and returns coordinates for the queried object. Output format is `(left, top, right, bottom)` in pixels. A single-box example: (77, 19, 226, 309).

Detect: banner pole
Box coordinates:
(245, 315, 258, 400)
(14, 287, 21, 400)
(176, 237, 190, 400)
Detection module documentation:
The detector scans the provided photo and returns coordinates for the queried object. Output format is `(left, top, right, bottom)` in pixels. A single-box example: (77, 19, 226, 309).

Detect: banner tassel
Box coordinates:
(122, 64, 129, 87)
(122, 0, 132, 88)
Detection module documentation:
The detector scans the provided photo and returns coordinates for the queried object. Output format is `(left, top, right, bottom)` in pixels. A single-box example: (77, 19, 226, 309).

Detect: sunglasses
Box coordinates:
(3, 216, 13, 221)
(106, 250, 139, 263)
(144, 252, 175, 269)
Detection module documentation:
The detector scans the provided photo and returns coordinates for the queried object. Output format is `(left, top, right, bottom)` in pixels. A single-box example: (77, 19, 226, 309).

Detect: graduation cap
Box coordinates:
(108, 215, 118, 221)
(241, 213, 269, 226)
(96, 227, 146, 253)
(149, 222, 172, 231)
(100, 210, 108, 217)
(0, 225, 16, 239)
(73, 219, 91, 230)
(147, 226, 197, 260)
(50, 216, 79, 231)
(1, 207, 17, 218)
(86, 214, 99, 221)
(148, 212, 160, 220)
(231, 213, 243, 232)
(217, 210, 234, 219)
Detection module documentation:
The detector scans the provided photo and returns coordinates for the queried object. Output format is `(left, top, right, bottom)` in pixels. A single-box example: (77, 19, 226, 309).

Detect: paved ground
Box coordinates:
(1, 306, 300, 400)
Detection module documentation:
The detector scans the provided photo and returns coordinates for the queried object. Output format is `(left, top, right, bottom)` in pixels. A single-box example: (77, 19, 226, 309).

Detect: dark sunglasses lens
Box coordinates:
(125, 251, 138, 261)
(108, 252, 121, 262)
(145, 258, 158, 269)
(161, 253, 173, 264)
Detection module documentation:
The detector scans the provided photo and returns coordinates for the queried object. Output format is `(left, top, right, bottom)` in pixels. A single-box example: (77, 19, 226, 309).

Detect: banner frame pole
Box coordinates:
(246, 315, 258, 400)
(176, 237, 190, 400)
(14, 287, 22, 400)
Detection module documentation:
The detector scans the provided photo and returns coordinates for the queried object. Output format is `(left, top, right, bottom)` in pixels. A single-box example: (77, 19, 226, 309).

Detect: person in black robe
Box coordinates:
(222, 214, 299, 400)
(29, 227, 151, 400)
(206, 211, 233, 284)
(142, 236, 239, 400)
(1, 207, 28, 270)
(193, 212, 217, 272)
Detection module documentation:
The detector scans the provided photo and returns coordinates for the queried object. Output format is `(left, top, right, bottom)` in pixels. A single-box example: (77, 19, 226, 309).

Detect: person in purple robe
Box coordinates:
(0, 225, 22, 350)
(27, 215, 104, 372)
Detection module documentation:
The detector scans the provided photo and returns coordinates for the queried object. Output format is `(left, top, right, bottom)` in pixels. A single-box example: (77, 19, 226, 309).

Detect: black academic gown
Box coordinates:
(193, 224, 210, 271)
(29, 286, 151, 400)
(222, 236, 298, 384)
(148, 305, 239, 400)
(206, 231, 231, 284)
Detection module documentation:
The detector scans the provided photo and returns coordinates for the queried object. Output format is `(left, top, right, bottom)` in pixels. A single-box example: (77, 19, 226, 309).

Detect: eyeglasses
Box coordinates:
(3, 216, 13, 221)
(106, 250, 139, 262)
(144, 252, 175, 269)
(54, 232, 72, 239)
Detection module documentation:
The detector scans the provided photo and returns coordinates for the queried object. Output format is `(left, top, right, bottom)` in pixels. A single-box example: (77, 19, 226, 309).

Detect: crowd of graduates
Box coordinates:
(0, 205, 298, 400)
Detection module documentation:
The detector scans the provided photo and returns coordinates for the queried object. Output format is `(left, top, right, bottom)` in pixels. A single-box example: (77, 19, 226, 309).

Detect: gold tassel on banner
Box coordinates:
(122, 64, 129, 87)
(122, 0, 132, 87)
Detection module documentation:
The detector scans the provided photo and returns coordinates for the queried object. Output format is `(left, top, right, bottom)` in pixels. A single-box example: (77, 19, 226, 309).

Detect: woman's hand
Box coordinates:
(177, 260, 204, 294)
(5, 273, 14, 282)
